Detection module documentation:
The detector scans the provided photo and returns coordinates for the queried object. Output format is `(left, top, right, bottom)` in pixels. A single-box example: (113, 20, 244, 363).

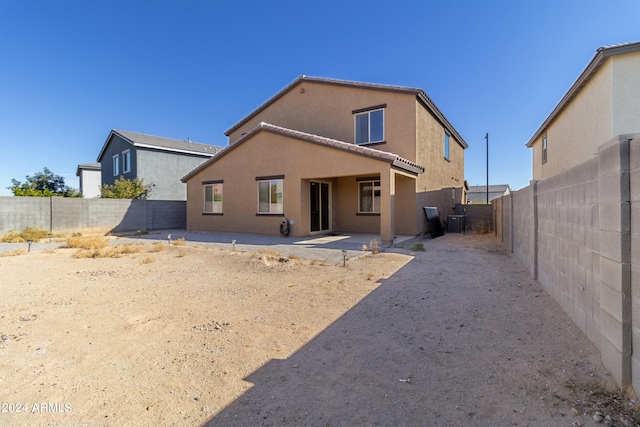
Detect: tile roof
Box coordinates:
(526, 41, 640, 147)
(97, 129, 223, 162)
(224, 75, 468, 148)
(182, 122, 425, 182)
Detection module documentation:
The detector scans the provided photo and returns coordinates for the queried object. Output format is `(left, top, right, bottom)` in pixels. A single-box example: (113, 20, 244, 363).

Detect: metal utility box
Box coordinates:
(447, 215, 465, 233)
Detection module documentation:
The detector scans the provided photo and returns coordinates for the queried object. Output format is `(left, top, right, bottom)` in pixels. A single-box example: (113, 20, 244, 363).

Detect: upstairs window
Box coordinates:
(123, 149, 131, 173)
(353, 104, 385, 144)
(444, 132, 450, 161)
(112, 154, 119, 176)
(542, 135, 547, 164)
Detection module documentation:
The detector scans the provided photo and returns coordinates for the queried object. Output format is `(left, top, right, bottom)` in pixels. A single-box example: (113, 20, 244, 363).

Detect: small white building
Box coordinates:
(76, 163, 101, 198)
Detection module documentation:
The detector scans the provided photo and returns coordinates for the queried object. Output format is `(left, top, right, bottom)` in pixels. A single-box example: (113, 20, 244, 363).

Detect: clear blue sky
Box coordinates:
(1, 0, 639, 196)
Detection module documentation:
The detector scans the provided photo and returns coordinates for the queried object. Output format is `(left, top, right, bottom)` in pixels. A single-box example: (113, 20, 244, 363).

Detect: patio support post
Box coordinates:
(380, 169, 395, 245)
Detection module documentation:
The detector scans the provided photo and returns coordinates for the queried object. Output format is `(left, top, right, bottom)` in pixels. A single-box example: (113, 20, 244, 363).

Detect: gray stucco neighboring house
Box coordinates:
(97, 130, 223, 200)
(76, 163, 102, 198)
(467, 184, 510, 204)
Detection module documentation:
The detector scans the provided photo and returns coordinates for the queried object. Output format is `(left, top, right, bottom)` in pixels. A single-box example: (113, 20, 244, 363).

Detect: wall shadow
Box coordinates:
(202, 235, 596, 426)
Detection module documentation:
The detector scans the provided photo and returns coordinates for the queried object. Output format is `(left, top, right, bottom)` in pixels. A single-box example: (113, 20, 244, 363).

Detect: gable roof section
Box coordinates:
(224, 75, 468, 149)
(182, 122, 425, 182)
(526, 41, 640, 148)
(97, 129, 223, 162)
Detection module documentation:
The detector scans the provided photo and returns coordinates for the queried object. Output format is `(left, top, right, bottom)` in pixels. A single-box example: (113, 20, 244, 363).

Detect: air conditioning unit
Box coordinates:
(447, 215, 465, 233)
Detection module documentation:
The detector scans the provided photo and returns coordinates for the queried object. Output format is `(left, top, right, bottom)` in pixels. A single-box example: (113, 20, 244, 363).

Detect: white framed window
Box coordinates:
(122, 149, 131, 173)
(444, 132, 450, 161)
(542, 135, 547, 164)
(257, 178, 283, 214)
(354, 107, 384, 144)
(112, 154, 119, 176)
(204, 182, 223, 213)
(358, 180, 380, 213)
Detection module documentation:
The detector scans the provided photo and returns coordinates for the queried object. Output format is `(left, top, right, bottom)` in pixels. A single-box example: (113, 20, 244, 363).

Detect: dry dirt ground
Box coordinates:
(0, 234, 638, 426)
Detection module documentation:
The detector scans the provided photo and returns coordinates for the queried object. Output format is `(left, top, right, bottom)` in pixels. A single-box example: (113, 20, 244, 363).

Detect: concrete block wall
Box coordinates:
(0, 197, 186, 235)
(494, 133, 639, 393)
(630, 134, 640, 394)
(537, 156, 601, 347)
(511, 185, 536, 278)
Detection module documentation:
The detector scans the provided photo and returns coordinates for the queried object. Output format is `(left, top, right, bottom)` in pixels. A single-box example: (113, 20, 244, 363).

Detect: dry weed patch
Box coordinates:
(1, 227, 50, 243)
(171, 237, 186, 246)
(150, 242, 164, 252)
(0, 249, 27, 257)
(64, 236, 109, 249)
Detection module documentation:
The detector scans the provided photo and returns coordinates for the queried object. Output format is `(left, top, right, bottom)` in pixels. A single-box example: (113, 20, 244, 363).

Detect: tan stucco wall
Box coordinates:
(612, 51, 640, 136)
(186, 131, 416, 237)
(415, 99, 465, 229)
(227, 81, 418, 162)
(531, 58, 614, 179)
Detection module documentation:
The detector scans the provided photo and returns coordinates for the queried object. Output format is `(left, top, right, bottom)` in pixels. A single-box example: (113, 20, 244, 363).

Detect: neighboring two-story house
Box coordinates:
(97, 130, 223, 200)
(182, 76, 467, 243)
(527, 41, 640, 178)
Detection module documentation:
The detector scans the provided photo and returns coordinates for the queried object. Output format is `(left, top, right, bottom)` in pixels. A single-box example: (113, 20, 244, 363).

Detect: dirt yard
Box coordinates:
(0, 234, 638, 426)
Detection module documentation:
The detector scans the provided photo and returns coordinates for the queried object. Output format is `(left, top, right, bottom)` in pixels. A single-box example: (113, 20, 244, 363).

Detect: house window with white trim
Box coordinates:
(359, 180, 380, 213)
(542, 135, 547, 164)
(257, 178, 283, 214)
(354, 106, 385, 144)
(204, 182, 223, 213)
(122, 149, 131, 173)
(112, 154, 119, 176)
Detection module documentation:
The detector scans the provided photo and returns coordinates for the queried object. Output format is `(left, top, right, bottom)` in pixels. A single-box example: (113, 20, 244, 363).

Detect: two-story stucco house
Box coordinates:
(527, 41, 640, 178)
(97, 130, 223, 200)
(182, 76, 467, 243)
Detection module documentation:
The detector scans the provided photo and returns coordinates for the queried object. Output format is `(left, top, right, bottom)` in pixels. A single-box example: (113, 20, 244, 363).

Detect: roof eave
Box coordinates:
(224, 75, 424, 137)
(416, 92, 468, 149)
(526, 41, 640, 148)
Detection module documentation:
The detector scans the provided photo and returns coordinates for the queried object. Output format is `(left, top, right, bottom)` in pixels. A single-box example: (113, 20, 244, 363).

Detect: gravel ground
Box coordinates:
(0, 233, 638, 426)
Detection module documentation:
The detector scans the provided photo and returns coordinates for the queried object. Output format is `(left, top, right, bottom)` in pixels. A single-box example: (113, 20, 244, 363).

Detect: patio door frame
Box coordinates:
(310, 180, 331, 234)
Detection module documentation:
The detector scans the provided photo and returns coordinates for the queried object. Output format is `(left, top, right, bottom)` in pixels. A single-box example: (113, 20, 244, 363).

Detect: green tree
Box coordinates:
(100, 177, 152, 199)
(8, 167, 81, 197)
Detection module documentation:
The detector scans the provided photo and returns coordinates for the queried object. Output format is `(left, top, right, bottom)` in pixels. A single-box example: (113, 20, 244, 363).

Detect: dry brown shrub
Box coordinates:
(171, 237, 186, 246)
(141, 256, 154, 264)
(150, 242, 164, 252)
(120, 243, 143, 254)
(177, 249, 187, 257)
(65, 236, 109, 249)
(1, 227, 50, 243)
(0, 249, 27, 257)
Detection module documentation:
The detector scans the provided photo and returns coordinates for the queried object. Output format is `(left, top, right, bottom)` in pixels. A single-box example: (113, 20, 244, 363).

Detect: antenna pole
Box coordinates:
(485, 133, 489, 204)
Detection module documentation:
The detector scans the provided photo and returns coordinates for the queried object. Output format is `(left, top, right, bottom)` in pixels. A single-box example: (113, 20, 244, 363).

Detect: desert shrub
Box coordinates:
(177, 249, 187, 257)
(64, 236, 109, 249)
(1, 227, 50, 243)
(150, 242, 164, 252)
(0, 249, 27, 257)
(171, 237, 186, 246)
(141, 256, 154, 264)
(119, 243, 143, 254)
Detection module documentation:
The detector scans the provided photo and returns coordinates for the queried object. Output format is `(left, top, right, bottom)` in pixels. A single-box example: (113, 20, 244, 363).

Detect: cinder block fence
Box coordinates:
(0, 197, 186, 235)
(493, 133, 639, 395)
